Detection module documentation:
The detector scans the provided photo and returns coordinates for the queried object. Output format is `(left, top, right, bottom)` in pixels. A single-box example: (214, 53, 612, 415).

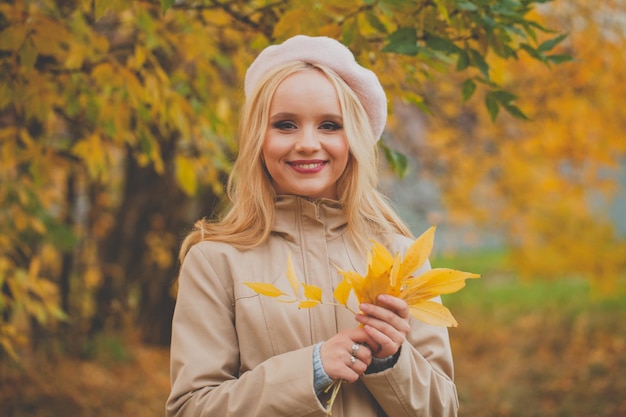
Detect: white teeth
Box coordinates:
(295, 163, 322, 169)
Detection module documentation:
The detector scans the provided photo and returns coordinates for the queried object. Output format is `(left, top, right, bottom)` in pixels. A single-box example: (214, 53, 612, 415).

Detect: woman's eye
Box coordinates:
(319, 121, 342, 131)
(273, 121, 297, 130)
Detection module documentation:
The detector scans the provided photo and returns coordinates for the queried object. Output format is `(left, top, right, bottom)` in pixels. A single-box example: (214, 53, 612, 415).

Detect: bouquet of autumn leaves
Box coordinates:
(244, 226, 479, 414)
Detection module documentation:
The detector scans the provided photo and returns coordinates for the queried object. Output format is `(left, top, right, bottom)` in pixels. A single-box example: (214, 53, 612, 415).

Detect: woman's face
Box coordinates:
(262, 69, 350, 200)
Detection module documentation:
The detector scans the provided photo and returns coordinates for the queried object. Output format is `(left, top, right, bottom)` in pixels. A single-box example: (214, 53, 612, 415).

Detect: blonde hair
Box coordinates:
(179, 62, 411, 262)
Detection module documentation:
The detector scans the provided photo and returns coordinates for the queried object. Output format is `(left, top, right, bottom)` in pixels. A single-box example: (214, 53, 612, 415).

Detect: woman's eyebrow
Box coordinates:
(269, 112, 297, 120)
(269, 112, 343, 120)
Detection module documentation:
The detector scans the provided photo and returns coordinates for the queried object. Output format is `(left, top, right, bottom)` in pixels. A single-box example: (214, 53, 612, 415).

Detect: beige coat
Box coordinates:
(167, 196, 458, 417)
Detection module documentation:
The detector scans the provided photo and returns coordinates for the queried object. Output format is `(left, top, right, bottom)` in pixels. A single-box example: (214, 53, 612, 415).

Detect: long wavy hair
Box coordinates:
(179, 61, 411, 262)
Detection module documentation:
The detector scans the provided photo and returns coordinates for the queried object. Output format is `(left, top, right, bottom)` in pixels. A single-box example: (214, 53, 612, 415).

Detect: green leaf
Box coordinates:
(341, 16, 357, 46)
(480, 14, 497, 32)
(456, 49, 470, 70)
(457, 1, 478, 11)
(425, 33, 460, 54)
(469, 49, 490, 79)
(546, 54, 574, 64)
(462, 79, 477, 102)
(502, 102, 530, 120)
(520, 43, 544, 61)
(490, 0, 524, 17)
(474, 76, 499, 89)
(491, 90, 518, 104)
(380, 142, 408, 179)
(538, 33, 568, 53)
(521, 23, 538, 43)
(405, 92, 431, 115)
(382, 27, 420, 56)
(160, 0, 175, 13)
(502, 24, 528, 40)
(44, 220, 78, 251)
(485, 93, 499, 121)
(365, 11, 387, 34)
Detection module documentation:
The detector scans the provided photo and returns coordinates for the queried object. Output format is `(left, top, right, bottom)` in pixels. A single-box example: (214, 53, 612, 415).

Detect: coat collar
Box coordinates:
(272, 195, 348, 242)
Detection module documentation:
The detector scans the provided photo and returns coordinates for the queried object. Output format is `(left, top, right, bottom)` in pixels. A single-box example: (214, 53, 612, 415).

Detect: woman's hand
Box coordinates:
(355, 294, 411, 359)
(320, 328, 373, 383)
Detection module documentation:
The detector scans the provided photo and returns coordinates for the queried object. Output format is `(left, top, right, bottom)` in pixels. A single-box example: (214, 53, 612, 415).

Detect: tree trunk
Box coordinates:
(91, 133, 219, 345)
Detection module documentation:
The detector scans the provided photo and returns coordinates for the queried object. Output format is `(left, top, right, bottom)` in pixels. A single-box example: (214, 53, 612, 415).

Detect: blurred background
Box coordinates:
(1, 0, 624, 416)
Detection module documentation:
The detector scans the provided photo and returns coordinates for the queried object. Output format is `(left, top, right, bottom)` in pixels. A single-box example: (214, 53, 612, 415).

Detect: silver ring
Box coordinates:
(351, 343, 360, 357)
(350, 355, 357, 366)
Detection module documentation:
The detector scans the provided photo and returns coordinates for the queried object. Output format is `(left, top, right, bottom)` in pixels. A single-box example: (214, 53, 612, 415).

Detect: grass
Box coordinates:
(435, 249, 626, 417)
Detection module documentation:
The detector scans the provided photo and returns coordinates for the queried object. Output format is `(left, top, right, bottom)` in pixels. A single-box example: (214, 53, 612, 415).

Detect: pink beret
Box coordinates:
(244, 35, 388, 141)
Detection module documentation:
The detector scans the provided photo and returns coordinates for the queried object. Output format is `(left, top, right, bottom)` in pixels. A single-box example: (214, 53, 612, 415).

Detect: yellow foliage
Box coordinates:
(0, 0, 595, 362)
(245, 227, 480, 327)
(407, 0, 626, 292)
(174, 155, 198, 196)
(337, 227, 480, 327)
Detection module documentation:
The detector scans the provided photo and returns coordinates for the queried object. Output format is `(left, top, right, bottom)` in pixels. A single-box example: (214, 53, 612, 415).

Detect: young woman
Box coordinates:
(166, 35, 458, 417)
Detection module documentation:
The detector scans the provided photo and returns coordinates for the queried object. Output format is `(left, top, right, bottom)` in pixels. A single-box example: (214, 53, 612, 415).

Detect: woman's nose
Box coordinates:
(294, 127, 321, 152)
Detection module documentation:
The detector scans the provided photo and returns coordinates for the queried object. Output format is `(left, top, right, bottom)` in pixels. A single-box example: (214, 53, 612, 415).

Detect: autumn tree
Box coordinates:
(0, 0, 570, 359)
(397, 0, 626, 291)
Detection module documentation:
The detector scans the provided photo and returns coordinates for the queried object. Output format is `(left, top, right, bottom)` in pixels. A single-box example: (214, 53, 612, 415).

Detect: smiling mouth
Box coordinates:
(288, 160, 328, 172)
(291, 162, 324, 169)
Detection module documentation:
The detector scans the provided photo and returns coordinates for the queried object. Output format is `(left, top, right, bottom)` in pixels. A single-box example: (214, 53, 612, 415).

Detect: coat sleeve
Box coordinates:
(361, 261, 459, 417)
(166, 244, 326, 417)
